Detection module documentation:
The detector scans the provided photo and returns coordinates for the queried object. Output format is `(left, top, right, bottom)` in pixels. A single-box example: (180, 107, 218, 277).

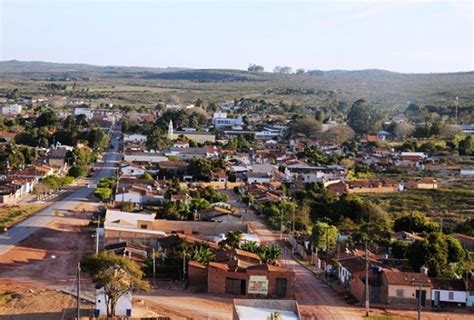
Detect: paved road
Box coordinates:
(0, 131, 121, 257)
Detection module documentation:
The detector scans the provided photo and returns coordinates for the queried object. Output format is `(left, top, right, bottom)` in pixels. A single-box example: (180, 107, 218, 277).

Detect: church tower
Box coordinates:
(167, 119, 174, 140)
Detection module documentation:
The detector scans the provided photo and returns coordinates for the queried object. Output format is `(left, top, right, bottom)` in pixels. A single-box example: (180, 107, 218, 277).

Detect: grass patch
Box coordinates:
(363, 184, 474, 218)
(0, 205, 41, 228)
(0, 292, 13, 307)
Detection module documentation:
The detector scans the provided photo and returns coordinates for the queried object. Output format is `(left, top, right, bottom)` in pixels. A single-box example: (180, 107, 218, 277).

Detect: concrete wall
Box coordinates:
(233, 299, 301, 320)
(139, 220, 248, 236)
(432, 289, 466, 304)
(387, 284, 431, 306)
(348, 186, 398, 194)
(179, 181, 244, 190)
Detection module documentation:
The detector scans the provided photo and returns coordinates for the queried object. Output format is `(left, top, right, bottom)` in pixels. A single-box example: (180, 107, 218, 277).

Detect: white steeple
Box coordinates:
(168, 119, 174, 140)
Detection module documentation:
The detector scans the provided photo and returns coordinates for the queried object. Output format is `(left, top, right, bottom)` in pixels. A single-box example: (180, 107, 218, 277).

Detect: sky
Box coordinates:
(0, 0, 473, 73)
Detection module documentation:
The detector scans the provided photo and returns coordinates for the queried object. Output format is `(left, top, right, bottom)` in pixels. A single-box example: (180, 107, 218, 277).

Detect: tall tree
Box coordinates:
(82, 252, 150, 317)
(347, 99, 384, 135)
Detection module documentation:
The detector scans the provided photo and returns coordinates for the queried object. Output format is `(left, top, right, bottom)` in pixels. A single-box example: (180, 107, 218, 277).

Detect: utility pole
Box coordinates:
(365, 240, 369, 317)
(76, 262, 81, 320)
(291, 209, 295, 254)
(152, 248, 156, 287)
(455, 96, 459, 125)
(325, 227, 329, 279)
(280, 211, 283, 241)
(182, 250, 186, 281)
(95, 219, 100, 255)
(417, 281, 422, 320)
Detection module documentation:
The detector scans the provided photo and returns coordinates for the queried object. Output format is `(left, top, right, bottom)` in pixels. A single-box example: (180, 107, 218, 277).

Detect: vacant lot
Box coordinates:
(0, 213, 93, 288)
(364, 184, 474, 219)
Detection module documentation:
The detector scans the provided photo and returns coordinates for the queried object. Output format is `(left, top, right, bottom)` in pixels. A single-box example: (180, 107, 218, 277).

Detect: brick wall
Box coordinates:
(188, 262, 208, 292)
(207, 266, 295, 299)
(350, 277, 365, 303)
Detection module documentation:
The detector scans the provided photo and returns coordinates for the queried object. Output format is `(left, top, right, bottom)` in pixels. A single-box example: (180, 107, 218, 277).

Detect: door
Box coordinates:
(416, 289, 427, 306)
(225, 278, 241, 295)
(240, 279, 246, 295)
(275, 278, 288, 298)
(434, 291, 440, 306)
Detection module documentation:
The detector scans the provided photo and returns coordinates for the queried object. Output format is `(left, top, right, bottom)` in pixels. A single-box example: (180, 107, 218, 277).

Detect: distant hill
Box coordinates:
(0, 60, 473, 113)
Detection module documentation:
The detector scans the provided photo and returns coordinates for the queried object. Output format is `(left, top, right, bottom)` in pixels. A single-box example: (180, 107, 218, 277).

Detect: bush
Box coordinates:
(63, 176, 74, 185)
(68, 166, 88, 178)
(95, 187, 112, 202)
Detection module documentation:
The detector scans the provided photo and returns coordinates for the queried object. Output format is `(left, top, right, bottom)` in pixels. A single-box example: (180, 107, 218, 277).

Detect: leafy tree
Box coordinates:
(405, 103, 420, 116)
(88, 128, 109, 150)
(393, 121, 414, 139)
(455, 218, 474, 236)
(320, 124, 355, 145)
(42, 175, 63, 190)
(218, 231, 243, 249)
(445, 236, 466, 263)
(95, 187, 112, 202)
(190, 198, 210, 212)
(188, 158, 212, 181)
(240, 241, 260, 254)
(82, 252, 149, 317)
(68, 166, 88, 178)
(248, 64, 264, 72)
(257, 245, 281, 265)
(310, 221, 338, 252)
(0, 143, 25, 170)
(273, 66, 292, 74)
(35, 110, 57, 128)
(295, 68, 305, 75)
(146, 131, 171, 150)
(289, 117, 322, 137)
(458, 136, 473, 156)
(142, 172, 154, 181)
(406, 233, 448, 277)
(73, 146, 92, 167)
(187, 242, 215, 265)
(347, 99, 384, 134)
(297, 146, 330, 165)
(393, 213, 439, 234)
(390, 240, 409, 259)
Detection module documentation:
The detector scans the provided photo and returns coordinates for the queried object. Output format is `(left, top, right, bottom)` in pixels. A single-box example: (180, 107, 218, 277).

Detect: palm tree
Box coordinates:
(187, 242, 215, 265)
(257, 245, 282, 265)
(218, 231, 243, 249)
(240, 241, 259, 254)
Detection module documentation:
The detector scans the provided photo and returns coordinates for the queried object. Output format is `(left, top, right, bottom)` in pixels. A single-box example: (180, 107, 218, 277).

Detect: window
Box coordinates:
(140, 224, 148, 229)
(396, 289, 404, 298)
(448, 292, 454, 300)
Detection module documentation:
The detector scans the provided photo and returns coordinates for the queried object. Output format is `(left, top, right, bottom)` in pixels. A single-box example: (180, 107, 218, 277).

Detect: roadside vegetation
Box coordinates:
(0, 205, 42, 229)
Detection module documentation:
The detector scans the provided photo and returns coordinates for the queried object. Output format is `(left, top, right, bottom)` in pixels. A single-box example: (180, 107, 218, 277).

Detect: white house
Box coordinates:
(120, 164, 146, 176)
(1, 104, 22, 115)
(431, 279, 467, 306)
(123, 134, 147, 143)
(212, 112, 243, 128)
(115, 187, 164, 204)
(460, 169, 474, 176)
(337, 256, 366, 287)
(123, 151, 168, 163)
(74, 107, 94, 119)
(95, 287, 132, 317)
(247, 172, 271, 184)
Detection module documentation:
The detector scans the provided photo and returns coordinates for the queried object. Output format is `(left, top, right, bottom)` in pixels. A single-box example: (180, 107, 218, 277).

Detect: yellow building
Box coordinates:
(168, 120, 215, 143)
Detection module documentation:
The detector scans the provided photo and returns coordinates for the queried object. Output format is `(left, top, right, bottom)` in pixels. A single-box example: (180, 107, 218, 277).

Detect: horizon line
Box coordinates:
(1, 59, 473, 75)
